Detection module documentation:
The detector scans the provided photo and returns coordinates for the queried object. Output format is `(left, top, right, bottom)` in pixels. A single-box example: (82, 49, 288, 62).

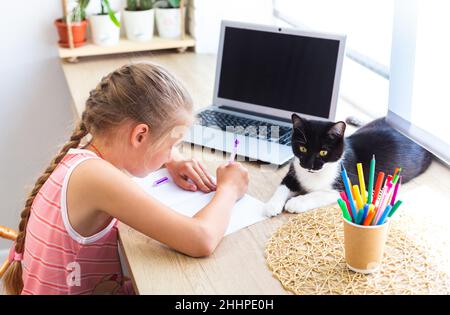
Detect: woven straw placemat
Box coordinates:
(265, 205, 450, 294)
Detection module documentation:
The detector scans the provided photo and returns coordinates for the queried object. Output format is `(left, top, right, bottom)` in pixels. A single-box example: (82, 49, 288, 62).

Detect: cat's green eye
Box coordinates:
(319, 150, 328, 157)
(299, 146, 307, 153)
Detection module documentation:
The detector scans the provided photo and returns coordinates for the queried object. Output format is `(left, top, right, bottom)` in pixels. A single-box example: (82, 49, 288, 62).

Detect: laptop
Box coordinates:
(186, 20, 346, 165)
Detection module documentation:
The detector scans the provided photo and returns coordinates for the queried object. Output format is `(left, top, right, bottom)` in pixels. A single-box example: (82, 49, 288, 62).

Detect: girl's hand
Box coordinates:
(216, 162, 249, 200)
(166, 159, 216, 193)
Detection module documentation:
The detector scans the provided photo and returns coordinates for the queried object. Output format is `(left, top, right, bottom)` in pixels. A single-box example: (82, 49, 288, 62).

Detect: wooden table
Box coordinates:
(61, 50, 450, 295)
(61, 51, 293, 294)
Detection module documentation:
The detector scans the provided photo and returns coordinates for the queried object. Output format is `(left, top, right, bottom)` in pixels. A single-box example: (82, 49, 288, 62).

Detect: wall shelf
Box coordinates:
(58, 35, 195, 60)
(58, 0, 192, 62)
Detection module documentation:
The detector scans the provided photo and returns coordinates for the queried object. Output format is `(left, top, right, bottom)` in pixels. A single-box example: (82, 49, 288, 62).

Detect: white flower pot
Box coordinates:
(123, 9, 155, 42)
(89, 12, 121, 46)
(155, 8, 181, 39)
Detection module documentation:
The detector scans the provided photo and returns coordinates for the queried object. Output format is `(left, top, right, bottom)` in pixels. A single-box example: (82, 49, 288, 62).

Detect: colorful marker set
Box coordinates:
(338, 155, 403, 226)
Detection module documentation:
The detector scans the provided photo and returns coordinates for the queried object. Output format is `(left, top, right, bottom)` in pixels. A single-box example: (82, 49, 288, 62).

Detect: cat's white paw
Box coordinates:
(264, 185, 293, 217)
(284, 195, 311, 213)
(284, 192, 339, 214)
(264, 200, 285, 217)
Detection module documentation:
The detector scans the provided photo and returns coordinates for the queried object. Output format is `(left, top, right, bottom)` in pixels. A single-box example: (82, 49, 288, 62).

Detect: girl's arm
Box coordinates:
(68, 159, 248, 257)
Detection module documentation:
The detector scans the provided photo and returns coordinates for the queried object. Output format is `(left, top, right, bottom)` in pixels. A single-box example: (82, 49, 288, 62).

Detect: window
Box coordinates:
(387, 0, 450, 164)
(273, 0, 394, 118)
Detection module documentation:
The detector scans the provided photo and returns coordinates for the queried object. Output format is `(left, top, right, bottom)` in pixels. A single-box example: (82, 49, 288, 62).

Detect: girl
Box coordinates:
(3, 63, 249, 295)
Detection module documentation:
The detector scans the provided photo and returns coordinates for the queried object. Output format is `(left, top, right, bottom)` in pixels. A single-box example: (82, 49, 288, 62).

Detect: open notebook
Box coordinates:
(133, 168, 266, 236)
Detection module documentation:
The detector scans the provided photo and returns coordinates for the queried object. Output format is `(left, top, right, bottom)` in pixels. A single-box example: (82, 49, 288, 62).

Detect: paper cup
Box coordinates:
(343, 218, 390, 274)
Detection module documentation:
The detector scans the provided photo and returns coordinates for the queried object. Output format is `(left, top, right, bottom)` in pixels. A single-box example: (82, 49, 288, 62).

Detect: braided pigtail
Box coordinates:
(2, 121, 88, 295)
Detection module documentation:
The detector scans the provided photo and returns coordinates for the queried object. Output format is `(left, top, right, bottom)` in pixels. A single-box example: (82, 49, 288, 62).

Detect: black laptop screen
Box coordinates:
(217, 27, 341, 119)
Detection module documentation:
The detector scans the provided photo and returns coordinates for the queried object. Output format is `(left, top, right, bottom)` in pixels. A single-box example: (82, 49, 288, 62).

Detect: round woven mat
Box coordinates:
(265, 205, 450, 294)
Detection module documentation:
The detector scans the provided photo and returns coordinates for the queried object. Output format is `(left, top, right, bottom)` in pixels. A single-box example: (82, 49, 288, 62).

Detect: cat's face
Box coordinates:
(290, 114, 346, 172)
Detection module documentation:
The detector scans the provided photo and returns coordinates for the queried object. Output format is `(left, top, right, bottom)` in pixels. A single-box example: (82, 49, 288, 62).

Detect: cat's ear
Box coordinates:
(291, 113, 306, 130)
(327, 121, 346, 139)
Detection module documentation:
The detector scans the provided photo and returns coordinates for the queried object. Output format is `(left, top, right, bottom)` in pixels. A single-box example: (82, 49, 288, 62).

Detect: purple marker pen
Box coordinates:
(153, 176, 169, 186)
(229, 138, 240, 163)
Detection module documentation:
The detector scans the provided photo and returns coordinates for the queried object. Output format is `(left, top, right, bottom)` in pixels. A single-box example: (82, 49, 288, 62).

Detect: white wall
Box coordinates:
(189, 0, 277, 54)
(0, 2, 75, 250)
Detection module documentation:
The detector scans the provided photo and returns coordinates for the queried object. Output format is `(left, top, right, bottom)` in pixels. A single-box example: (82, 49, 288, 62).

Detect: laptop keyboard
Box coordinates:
(196, 110, 292, 145)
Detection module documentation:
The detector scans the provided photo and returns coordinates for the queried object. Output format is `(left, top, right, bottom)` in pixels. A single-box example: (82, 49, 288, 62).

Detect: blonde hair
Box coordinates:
(2, 63, 193, 294)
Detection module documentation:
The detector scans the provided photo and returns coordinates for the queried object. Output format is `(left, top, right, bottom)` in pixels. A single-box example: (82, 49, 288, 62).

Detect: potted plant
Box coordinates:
(123, 0, 155, 42)
(154, 0, 182, 39)
(89, 0, 121, 46)
(55, 0, 90, 48)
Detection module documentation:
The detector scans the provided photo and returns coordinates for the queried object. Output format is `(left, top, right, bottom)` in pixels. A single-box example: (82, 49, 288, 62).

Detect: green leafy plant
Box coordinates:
(99, 0, 121, 27)
(64, 0, 90, 23)
(127, 0, 154, 11)
(154, 0, 180, 9)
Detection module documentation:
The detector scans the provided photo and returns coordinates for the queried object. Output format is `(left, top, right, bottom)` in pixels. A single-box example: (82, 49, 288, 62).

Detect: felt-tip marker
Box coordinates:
(153, 176, 169, 186)
(229, 138, 240, 163)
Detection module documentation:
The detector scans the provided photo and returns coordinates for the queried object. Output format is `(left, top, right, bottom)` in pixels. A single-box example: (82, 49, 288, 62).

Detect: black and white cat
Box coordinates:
(264, 114, 432, 216)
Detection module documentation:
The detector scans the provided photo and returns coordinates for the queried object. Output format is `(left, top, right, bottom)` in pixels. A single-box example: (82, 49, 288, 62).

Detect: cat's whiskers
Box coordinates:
(294, 157, 341, 193)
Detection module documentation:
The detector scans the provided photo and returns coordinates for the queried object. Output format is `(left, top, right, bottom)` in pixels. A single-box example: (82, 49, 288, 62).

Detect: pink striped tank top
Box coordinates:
(21, 148, 134, 294)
